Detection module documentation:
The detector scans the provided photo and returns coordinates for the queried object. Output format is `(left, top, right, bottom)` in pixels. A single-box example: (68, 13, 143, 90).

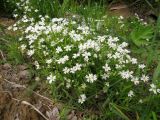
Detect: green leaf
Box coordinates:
(136, 112, 140, 120)
(152, 111, 158, 120)
(109, 103, 130, 120)
(153, 61, 160, 82)
(130, 26, 153, 46)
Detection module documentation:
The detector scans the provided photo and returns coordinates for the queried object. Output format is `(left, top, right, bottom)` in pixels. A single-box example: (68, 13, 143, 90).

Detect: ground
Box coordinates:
(0, 63, 54, 120)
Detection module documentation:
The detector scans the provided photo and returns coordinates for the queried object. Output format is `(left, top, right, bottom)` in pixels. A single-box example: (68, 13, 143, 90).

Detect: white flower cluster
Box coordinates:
(63, 63, 82, 74)
(9, 1, 160, 104)
(57, 55, 69, 64)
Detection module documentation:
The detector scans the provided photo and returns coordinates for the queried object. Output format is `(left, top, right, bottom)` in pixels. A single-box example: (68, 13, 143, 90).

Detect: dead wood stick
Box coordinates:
(12, 98, 49, 120)
(4, 79, 54, 103)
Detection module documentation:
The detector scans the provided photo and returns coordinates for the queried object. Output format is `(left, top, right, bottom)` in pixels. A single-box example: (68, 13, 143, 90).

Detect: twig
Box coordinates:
(129, 0, 141, 7)
(0, 90, 12, 97)
(0, 38, 9, 43)
(0, 91, 49, 120)
(4, 79, 53, 103)
(12, 98, 49, 120)
(144, 0, 154, 11)
(4, 79, 26, 88)
(0, 50, 6, 61)
(33, 91, 54, 103)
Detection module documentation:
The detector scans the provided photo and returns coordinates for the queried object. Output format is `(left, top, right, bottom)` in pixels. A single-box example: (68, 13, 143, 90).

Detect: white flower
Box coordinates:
(78, 94, 86, 104)
(139, 99, 143, 103)
(82, 51, 91, 57)
(131, 77, 139, 85)
(75, 63, 82, 70)
(34, 61, 40, 69)
(46, 59, 52, 64)
(119, 16, 124, 20)
(97, 35, 107, 43)
(85, 73, 97, 83)
(149, 84, 158, 94)
(63, 28, 68, 35)
(119, 70, 133, 79)
(64, 45, 72, 51)
(63, 67, 70, 74)
(73, 53, 80, 59)
(43, 51, 48, 56)
(139, 64, 145, 69)
(157, 89, 160, 93)
(131, 58, 137, 64)
(47, 74, 56, 84)
(57, 55, 69, 64)
(13, 27, 18, 31)
(66, 79, 71, 88)
(102, 63, 111, 72)
(107, 53, 112, 59)
(108, 36, 119, 44)
(128, 90, 134, 97)
(13, 14, 18, 18)
(78, 40, 100, 52)
(101, 73, 109, 80)
(20, 44, 26, 51)
(66, 82, 71, 88)
(35, 77, 40, 81)
(82, 52, 91, 62)
(70, 67, 76, 74)
(70, 63, 82, 74)
(8, 26, 12, 30)
(149, 84, 160, 94)
(105, 82, 109, 87)
(39, 38, 45, 43)
(81, 83, 87, 89)
(115, 64, 123, 69)
(56, 46, 63, 53)
(35, 9, 38, 12)
(70, 32, 83, 41)
(120, 42, 128, 48)
(27, 49, 35, 56)
(141, 75, 149, 82)
(93, 54, 98, 58)
(113, 52, 121, 59)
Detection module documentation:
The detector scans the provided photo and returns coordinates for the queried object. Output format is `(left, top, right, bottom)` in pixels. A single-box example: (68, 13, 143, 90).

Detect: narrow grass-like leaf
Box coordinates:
(152, 111, 158, 120)
(109, 103, 130, 120)
(153, 61, 160, 82)
(136, 112, 140, 120)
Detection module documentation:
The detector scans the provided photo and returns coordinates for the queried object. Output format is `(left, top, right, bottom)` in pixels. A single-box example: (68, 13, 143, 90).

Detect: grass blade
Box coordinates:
(109, 103, 130, 120)
(152, 111, 158, 120)
(153, 61, 160, 82)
